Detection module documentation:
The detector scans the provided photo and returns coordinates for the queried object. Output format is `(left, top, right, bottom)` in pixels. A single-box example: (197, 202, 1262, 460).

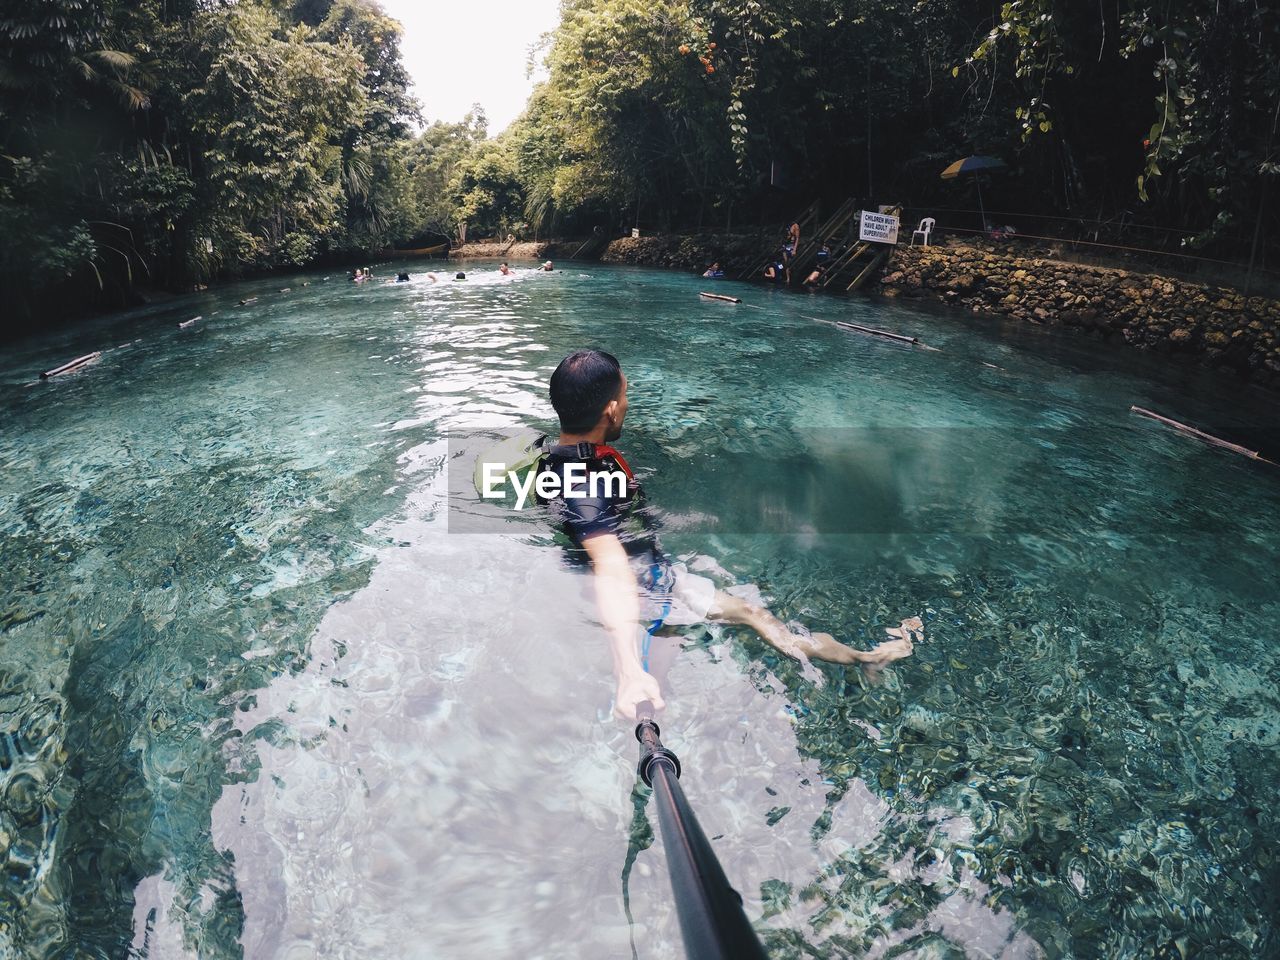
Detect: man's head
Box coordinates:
(549, 349, 628, 440)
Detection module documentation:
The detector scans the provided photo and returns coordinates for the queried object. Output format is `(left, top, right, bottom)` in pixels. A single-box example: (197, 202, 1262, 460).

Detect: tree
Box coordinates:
(182, 4, 367, 270)
(401, 110, 489, 237)
(964, 0, 1280, 251)
(313, 0, 421, 252)
(455, 135, 524, 237)
(0, 0, 434, 330)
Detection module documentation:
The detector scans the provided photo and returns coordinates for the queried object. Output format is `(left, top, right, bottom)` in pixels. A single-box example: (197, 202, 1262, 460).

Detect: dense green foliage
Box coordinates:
(441, 0, 1278, 261)
(0, 0, 419, 327)
(3, 0, 1277, 329)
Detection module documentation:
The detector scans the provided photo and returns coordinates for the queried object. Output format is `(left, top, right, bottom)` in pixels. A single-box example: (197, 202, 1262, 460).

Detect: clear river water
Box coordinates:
(1, 262, 1277, 959)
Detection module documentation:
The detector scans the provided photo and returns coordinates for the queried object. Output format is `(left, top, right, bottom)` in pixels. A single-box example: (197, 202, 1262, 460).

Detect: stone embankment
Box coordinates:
(599, 232, 772, 274)
(450, 239, 581, 261)
(875, 244, 1280, 386)
(453, 231, 772, 276)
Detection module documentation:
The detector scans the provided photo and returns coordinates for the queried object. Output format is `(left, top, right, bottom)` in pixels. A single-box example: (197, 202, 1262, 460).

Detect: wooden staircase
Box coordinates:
(820, 204, 902, 291)
(787, 198, 860, 282)
(569, 230, 611, 260)
(742, 200, 902, 292)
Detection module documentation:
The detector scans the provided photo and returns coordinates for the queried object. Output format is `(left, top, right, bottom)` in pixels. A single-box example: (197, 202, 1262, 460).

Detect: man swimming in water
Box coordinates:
(538, 349, 920, 719)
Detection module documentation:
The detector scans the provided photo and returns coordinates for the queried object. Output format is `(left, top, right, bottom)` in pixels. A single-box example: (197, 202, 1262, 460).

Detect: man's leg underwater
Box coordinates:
(707, 591, 921, 668)
(639, 629, 683, 688)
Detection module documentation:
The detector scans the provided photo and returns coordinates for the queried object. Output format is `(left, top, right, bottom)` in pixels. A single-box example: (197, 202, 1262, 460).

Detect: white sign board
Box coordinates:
(859, 211, 899, 244)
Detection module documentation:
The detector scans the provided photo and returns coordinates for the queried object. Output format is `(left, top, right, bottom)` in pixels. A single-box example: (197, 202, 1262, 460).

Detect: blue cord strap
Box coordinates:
(640, 563, 673, 673)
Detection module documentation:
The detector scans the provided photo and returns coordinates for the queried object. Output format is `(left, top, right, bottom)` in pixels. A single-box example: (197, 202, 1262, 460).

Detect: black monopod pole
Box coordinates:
(633, 700, 770, 960)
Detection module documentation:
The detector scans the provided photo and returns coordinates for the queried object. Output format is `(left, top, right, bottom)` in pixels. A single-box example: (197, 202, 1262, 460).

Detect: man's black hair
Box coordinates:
(549, 349, 622, 433)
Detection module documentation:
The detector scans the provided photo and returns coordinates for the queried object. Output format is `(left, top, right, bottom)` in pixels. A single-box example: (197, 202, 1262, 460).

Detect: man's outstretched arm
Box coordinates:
(581, 533, 664, 719)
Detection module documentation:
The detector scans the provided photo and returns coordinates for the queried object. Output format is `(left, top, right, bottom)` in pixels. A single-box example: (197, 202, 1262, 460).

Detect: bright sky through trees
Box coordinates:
(379, 0, 561, 134)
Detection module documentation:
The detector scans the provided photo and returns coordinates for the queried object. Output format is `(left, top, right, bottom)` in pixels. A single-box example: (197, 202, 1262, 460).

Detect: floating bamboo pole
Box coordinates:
(1130, 406, 1272, 463)
(41, 352, 101, 379)
(835, 319, 916, 344)
(807, 315, 938, 349)
(178, 316, 201, 329)
(699, 292, 742, 303)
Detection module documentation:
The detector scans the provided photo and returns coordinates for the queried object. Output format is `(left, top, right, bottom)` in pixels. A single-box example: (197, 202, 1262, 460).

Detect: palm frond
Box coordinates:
(107, 78, 150, 111)
(72, 56, 98, 81)
(343, 150, 374, 199)
(83, 49, 138, 74)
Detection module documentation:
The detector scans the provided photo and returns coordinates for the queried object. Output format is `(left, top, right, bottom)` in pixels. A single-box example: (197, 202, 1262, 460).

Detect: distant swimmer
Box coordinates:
(702, 261, 725, 279)
(499, 262, 512, 276)
(395, 272, 411, 283)
(454, 271, 467, 281)
(427, 273, 439, 283)
(542, 261, 554, 271)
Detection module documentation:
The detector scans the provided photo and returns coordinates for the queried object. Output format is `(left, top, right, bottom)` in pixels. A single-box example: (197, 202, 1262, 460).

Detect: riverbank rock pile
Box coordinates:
(878, 244, 1280, 386)
(601, 231, 773, 275)
(452, 240, 581, 260)
(455, 231, 775, 276)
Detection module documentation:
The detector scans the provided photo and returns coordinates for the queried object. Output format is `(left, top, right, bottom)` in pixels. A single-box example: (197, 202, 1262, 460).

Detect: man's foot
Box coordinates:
(867, 636, 913, 662)
(876, 616, 923, 657)
(798, 630, 900, 671)
(858, 617, 924, 682)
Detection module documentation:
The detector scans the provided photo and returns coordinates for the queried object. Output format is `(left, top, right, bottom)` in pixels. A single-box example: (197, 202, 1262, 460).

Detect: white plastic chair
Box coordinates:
(911, 217, 936, 246)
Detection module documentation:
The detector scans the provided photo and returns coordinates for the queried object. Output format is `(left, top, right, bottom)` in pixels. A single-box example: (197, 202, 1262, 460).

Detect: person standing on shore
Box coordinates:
(784, 221, 800, 262)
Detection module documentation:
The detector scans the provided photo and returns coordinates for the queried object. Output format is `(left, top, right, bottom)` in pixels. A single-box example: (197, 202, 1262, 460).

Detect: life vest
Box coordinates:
(476, 433, 669, 646)
(472, 432, 637, 502)
(542, 440, 635, 483)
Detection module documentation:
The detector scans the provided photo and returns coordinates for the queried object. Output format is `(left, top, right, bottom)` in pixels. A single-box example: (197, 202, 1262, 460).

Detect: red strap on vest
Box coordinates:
(593, 444, 635, 480)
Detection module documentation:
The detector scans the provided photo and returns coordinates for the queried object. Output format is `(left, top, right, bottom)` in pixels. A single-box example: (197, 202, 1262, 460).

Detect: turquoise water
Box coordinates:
(1, 263, 1277, 958)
